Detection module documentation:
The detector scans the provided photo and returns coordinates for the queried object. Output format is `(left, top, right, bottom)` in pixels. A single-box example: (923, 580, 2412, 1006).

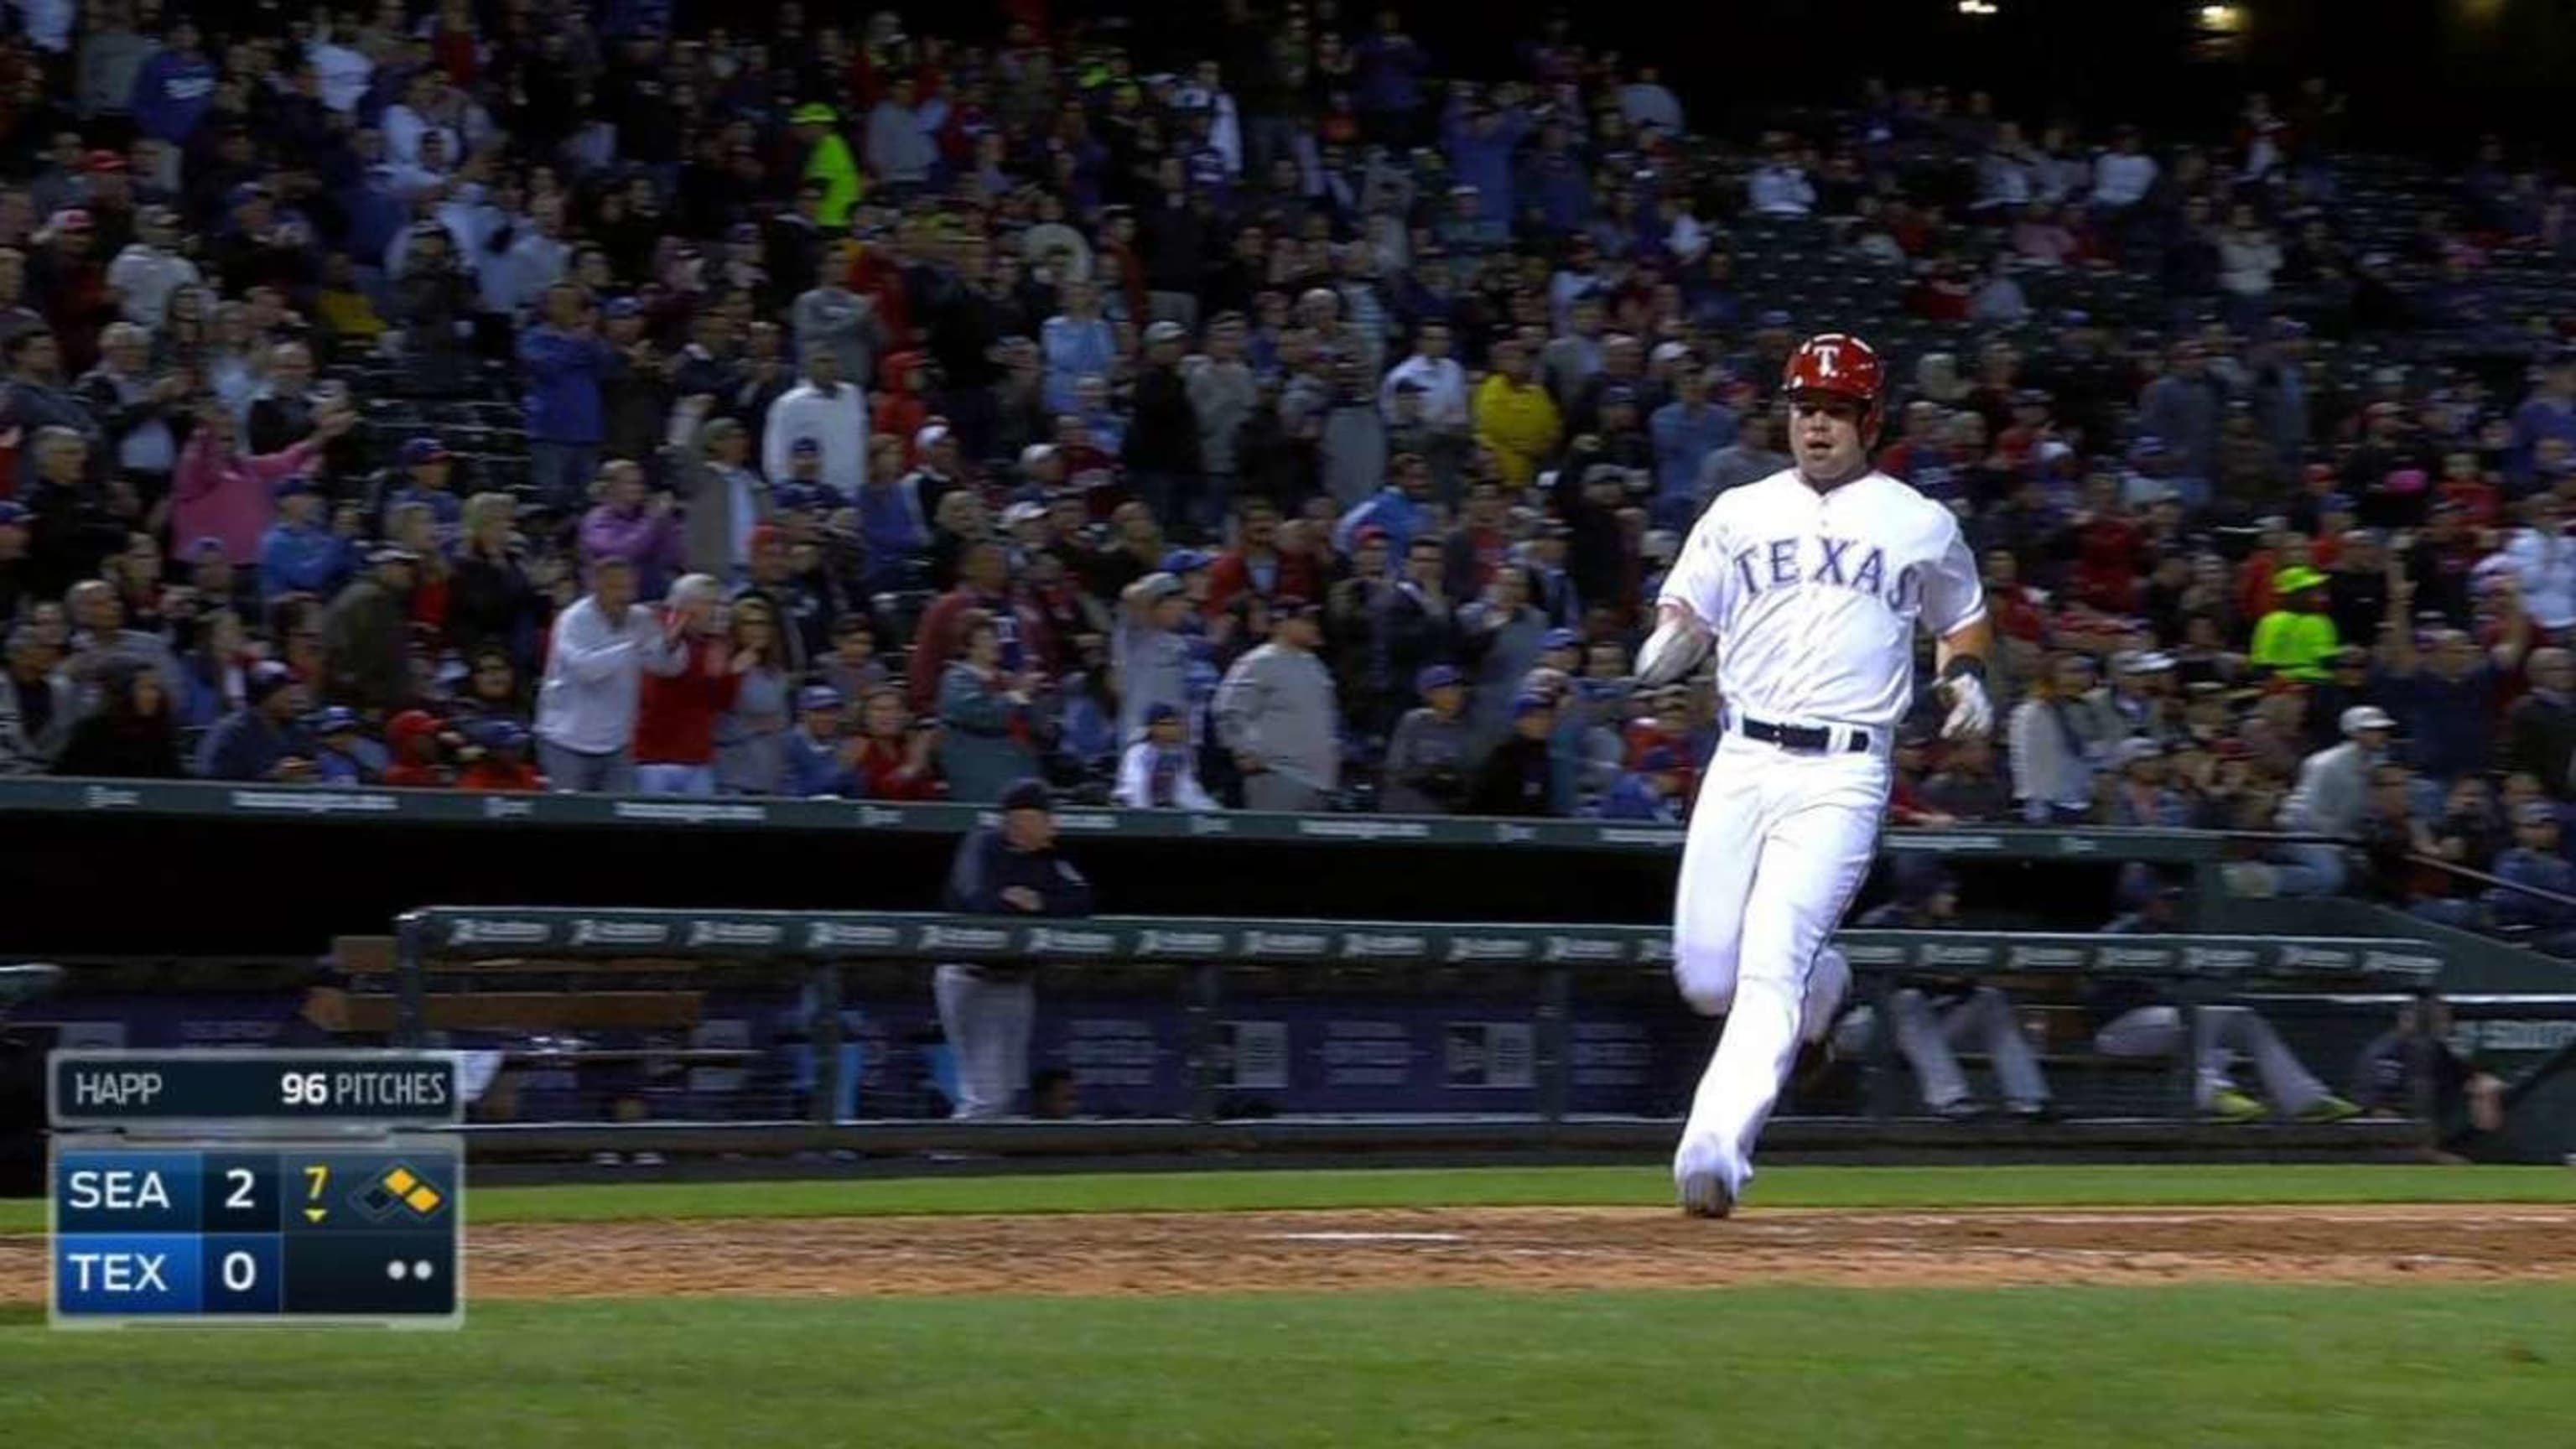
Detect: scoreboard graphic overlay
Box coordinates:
(48, 1051, 465, 1328)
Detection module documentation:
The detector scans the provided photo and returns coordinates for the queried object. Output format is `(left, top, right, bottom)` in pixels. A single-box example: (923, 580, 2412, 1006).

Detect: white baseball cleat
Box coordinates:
(1677, 1170, 1735, 1219)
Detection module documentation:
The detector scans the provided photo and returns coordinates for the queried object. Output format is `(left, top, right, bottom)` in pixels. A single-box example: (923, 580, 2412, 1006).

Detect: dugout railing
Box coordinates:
(381, 906, 2448, 1160)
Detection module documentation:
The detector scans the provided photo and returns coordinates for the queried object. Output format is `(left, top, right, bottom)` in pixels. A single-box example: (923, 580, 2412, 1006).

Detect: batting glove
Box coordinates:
(1939, 672, 1993, 740)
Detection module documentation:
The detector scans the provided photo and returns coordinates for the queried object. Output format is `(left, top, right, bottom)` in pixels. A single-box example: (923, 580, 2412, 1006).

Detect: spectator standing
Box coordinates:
(319, 546, 418, 714)
(1125, 320, 1204, 532)
(714, 594, 792, 796)
(1472, 337, 1561, 489)
(935, 779, 1093, 1119)
(169, 398, 335, 569)
(518, 284, 613, 510)
(577, 460, 685, 600)
(2008, 654, 2101, 823)
(761, 343, 869, 499)
(447, 493, 540, 670)
(532, 555, 684, 793)
(2504, 647, 2576, 797)
(1213, 599, 1339, 811)
(632, 575, 738, 797)
(936, 609, 1041, 804)
(2249, 566, 2339, 682)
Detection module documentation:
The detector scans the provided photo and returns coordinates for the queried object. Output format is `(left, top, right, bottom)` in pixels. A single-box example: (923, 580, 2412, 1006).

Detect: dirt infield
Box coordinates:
(18, 1203, 2571, 1301)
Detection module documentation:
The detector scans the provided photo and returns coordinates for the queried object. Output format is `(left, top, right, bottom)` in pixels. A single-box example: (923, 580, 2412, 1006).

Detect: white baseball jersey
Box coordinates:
(1658, 467, 1986, 734)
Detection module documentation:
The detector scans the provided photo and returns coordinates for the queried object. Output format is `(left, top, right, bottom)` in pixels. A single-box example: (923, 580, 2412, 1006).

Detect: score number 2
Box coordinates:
(281, 1071, 330, 1107)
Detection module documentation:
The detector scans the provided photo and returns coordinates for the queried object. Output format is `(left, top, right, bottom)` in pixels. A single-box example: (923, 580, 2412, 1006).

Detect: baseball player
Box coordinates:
(1638, 333, 1994, 1217)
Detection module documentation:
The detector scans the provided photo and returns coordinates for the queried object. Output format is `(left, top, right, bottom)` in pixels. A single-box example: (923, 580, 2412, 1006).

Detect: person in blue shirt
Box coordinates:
(934, 779, 1095, 1119)
(309, 706, 381, 784)
(130, 20, 217, 146)
(2489, 801, 2576, 957)
(517, 284, 616, 509)
(257, 478, 352, 605)
(1596, 745, 1686, 822)
(1334, 466, 1431, 558)
(1648, 366, 1738, 529)
(784, 683, 860, 797)
(198, 662, 314, 782)
(382, 436, 465, 542)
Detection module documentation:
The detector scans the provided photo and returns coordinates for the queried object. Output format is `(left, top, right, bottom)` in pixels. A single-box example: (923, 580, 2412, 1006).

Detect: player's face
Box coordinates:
(1788, 392, 1868, 482)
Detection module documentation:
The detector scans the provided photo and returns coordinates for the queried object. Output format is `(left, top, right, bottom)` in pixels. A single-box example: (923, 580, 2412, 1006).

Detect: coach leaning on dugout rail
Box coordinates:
(934, 778, 1095, 1121)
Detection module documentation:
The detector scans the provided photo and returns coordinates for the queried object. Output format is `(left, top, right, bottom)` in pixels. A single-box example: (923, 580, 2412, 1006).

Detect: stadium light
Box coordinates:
(1957, 0, 2000, 14)
(2196, 3, 2246, 30)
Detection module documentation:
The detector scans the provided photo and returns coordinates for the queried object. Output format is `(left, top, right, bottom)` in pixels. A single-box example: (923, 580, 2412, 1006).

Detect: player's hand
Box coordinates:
(1938, 671, 1993, 740)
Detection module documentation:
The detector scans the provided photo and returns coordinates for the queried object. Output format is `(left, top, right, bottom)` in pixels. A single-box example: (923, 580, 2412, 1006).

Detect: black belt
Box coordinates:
(1737, 716, 1873, 754)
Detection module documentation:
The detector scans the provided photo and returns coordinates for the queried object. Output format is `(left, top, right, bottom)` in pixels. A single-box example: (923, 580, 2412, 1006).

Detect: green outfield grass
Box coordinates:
(11, 1161, 2569, 1233)
(2, 1285, 2569, 1447)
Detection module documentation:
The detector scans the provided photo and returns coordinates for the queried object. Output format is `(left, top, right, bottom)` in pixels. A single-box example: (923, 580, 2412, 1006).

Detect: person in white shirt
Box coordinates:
(1747, 148, 1817, 219)
(1114, 704, 1220, 810)
(1378, 319, 1469, 428)
(761, 343, 870, 498)
(480, 195, 571, 321)
(2504, 496, 2576, 631)
(2091, 127, 2159, 210)
(1642, 331, 1992, 1217)
(308, 23, 375, 114)
(105, 205, 200, 335)
(382, 70, 464, 171)
(533, 556, 687, 793)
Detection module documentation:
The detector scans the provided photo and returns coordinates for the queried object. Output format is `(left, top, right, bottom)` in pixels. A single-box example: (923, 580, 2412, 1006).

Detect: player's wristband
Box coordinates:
(1939, 656, 1989, 686)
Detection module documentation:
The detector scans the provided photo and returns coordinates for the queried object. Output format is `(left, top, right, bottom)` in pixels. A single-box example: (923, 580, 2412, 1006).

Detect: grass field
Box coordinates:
(3, 1164, 2570, 1447)
(8, 1161, 2573, 1233)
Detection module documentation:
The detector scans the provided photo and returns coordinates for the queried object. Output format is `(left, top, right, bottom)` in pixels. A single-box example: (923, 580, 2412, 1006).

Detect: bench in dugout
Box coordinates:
(373, 909, 2448, 1156)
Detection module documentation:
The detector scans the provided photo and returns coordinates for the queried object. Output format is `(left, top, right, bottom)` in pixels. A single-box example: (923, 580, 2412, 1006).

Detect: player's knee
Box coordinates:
(1673, 947, 1738, 1017)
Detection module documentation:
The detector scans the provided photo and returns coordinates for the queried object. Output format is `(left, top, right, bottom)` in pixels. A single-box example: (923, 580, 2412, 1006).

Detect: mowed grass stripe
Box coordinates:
(2, 1285, 2570, 1447)
(7, 1162, 2570, 1233)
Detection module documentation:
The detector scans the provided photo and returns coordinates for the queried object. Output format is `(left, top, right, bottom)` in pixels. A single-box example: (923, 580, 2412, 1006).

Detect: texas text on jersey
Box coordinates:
(1656, 467, 1986, 733)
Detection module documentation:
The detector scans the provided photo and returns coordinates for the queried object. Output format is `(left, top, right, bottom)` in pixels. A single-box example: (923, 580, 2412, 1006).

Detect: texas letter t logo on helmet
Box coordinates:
(1783, 332, 1886, 441)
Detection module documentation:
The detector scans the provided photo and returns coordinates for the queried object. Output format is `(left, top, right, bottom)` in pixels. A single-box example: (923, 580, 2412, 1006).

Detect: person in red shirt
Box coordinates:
(906, 539, 1054, 713)
(1440, 475, 1514, 600)
(378, 709, 448, 787)
(2437, 449, 2503, 528)
(873, 352, 932, 462)
(1204, 498, 1320, 616)
(849, 683, 943, 798)
(455, 719, 547, 792)
(1983, 547, 2050, 646)
(632, 575, 741, 795)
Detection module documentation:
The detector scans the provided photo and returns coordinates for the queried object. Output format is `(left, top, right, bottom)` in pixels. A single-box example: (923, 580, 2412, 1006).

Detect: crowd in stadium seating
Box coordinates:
(1, 4, 2574, 943)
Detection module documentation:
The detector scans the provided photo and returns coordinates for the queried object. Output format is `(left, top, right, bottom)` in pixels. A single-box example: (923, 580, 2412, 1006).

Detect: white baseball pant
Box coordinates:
(1833, 987, 2054, 1111)
(934, 963, 1036, 1119)
(2095, 1004, 2330, 1114)
(1672, 732, 1888, 1198)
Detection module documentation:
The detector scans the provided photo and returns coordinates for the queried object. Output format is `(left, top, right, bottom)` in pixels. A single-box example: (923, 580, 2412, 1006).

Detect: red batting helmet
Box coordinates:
(1781, 333, 1887, 442)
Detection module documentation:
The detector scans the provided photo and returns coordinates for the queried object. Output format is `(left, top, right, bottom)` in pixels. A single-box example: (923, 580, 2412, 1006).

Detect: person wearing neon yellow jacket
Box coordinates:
(792, 104, 863, 228)
(2251, 565, 2339, 682)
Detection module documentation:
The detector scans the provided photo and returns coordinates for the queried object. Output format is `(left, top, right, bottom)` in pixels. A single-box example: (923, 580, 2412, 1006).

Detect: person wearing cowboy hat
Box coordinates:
(2250, 564, 2339, 682)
